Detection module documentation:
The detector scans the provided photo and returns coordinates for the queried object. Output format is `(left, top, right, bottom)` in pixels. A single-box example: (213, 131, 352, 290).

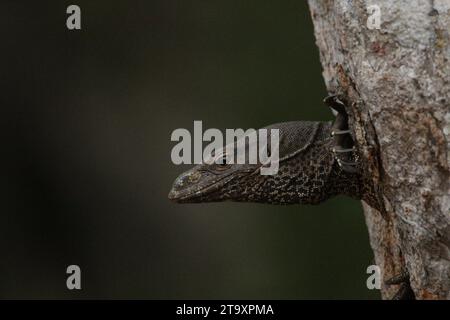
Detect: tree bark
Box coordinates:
(307, 0, 450, 299)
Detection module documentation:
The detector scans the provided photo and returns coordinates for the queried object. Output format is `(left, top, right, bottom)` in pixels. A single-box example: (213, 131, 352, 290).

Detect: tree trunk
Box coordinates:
(307, 0, 450, 299)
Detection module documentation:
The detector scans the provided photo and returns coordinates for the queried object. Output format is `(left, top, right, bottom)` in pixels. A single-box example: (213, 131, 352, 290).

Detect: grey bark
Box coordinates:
(307, 0, 450, 299)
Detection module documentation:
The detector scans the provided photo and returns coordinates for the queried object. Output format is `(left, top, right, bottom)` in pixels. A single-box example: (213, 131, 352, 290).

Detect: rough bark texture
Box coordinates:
(307, 0, 450, 299)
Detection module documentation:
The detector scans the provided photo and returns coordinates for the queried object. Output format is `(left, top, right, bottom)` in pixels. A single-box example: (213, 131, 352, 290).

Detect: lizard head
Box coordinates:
(168, 121, 333, 204)
(168, 126, 276, 203)
(168, 159, 261, 203)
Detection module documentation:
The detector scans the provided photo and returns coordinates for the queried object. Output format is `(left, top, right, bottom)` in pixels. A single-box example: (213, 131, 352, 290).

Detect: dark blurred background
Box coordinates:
(1, 1, 378, 299)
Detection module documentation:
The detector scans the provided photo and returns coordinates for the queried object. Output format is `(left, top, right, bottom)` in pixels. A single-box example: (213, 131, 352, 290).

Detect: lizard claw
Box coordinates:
(385, 270, 415, 300)
(324, 94, 359, 174)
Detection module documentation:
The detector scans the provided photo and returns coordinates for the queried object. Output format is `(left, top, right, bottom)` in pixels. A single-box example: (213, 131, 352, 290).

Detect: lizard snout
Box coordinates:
(168, 170, 201, 201)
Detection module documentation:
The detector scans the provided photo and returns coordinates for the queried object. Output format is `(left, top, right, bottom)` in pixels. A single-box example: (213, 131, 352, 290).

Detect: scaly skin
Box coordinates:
(168, 101, 409, 299)
(168, 121, 364, 205)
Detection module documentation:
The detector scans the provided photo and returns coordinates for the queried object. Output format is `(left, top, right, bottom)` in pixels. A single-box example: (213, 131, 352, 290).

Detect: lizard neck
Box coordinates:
(235, 122, 364, 205)
(284, 143, 363, 204)
(324, 160, 364, 202)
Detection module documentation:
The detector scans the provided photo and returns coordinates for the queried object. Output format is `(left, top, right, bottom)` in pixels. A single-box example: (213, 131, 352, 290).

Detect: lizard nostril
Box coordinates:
(173, 171, 201, 191)
(173, 176, 187, 190)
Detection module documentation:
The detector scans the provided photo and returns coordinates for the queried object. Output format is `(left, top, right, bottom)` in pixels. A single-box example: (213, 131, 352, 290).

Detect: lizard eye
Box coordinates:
(212, 154, 231, 171)
(218, 156, 227, 165)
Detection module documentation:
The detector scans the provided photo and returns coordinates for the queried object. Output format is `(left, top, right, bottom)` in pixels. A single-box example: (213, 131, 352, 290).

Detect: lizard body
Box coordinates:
(168, 96, 411, 299)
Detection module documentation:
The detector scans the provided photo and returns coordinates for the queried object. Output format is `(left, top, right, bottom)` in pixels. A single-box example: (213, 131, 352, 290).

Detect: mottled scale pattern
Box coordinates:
(169, 121, 368, 206)
(263, 121, 320, 160)
(233, 122, 362, 204)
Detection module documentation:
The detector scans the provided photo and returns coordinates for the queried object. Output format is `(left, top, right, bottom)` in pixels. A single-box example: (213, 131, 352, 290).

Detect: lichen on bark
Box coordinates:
(308, 0, 450, 299)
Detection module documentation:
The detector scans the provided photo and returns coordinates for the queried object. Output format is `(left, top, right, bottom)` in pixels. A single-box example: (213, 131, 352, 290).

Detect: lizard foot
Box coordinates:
(385, 270, 416, 300)
(323, 95, 359, 174)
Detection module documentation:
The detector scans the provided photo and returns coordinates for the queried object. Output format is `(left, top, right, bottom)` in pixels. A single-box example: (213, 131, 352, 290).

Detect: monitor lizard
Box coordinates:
(168, 95, 414, 300)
